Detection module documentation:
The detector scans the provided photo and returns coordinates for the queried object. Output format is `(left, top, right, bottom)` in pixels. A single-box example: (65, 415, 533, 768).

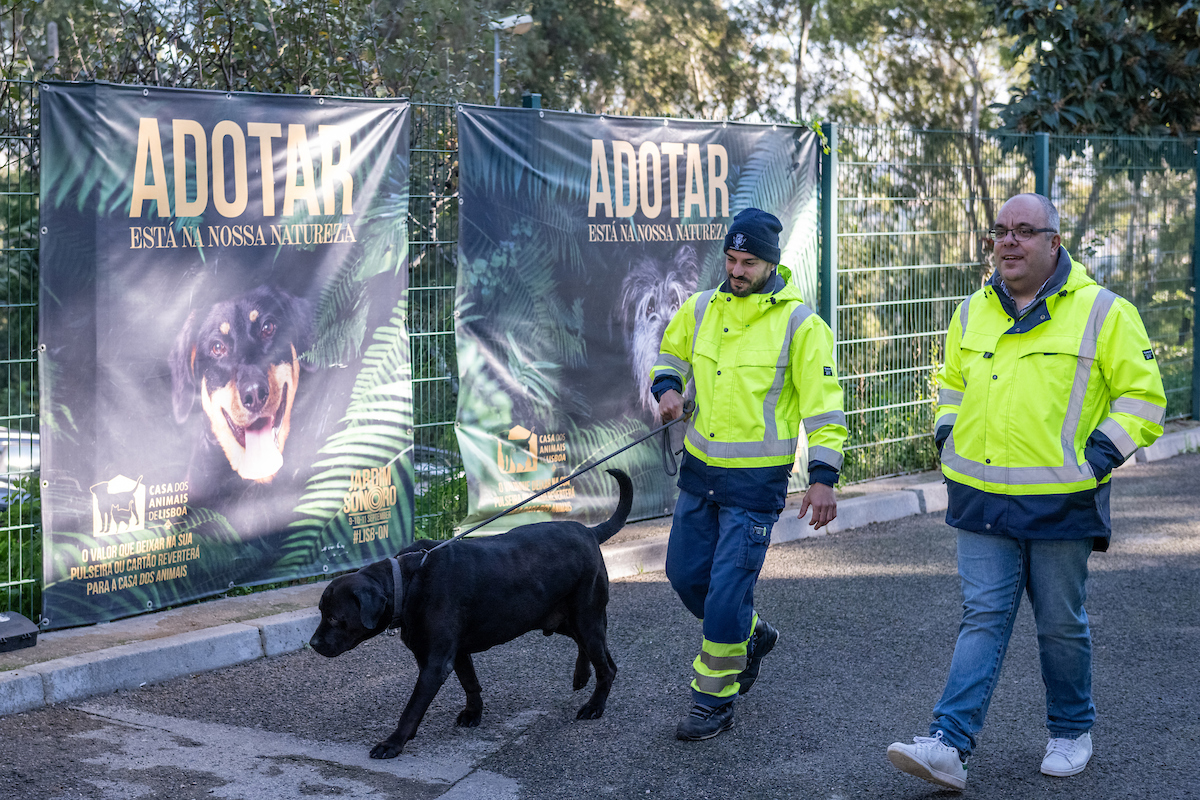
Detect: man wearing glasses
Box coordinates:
(886, 193, 1166, 790)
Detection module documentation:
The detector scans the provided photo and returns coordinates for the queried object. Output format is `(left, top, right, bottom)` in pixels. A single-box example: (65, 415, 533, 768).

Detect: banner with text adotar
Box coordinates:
(38, 82, 414, 629)
(455, 105, 819, 531)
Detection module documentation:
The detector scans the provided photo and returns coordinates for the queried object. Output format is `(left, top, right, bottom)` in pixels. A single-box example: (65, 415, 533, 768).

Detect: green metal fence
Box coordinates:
(0, 79, 40, 620)
(823, 125, 1198, 483)
(1047, 134, 1197, 421)
(1, 86, 1196, 614)
(408, 102, 465, 540)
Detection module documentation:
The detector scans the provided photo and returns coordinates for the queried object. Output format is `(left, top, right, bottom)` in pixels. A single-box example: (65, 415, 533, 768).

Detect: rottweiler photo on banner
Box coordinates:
(39, 83, 413, 629)
(456, 105, 819, 531)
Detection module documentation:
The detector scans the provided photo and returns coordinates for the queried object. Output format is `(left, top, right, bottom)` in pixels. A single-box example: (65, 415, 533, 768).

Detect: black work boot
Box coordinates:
(737, 619, 779, 695)
(675, 701, 735, 741)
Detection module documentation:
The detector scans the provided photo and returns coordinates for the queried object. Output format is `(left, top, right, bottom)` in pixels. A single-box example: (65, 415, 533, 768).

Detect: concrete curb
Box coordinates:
(2, 428, 1193, 717)
(1, 611, 323, 716)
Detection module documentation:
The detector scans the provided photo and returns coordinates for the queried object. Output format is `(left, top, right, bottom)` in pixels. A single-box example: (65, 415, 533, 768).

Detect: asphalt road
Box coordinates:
(4, 454, 1198, 799)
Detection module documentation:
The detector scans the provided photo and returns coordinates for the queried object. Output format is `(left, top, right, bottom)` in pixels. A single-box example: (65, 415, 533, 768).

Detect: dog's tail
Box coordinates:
(589, 468, 633, 545)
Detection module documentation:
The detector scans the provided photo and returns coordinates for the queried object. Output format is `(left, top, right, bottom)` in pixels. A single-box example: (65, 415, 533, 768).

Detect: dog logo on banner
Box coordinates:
(498, 425, 539, 474)
(90, 474, 146, 536)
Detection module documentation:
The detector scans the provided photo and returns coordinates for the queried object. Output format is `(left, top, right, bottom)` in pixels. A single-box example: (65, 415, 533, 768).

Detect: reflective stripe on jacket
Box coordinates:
(936, 252, 1165, 545)
(652, 265, 847, 511)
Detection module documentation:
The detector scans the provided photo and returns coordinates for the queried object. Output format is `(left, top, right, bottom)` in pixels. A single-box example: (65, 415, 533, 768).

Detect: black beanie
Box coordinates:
(724, 207, 782, 264)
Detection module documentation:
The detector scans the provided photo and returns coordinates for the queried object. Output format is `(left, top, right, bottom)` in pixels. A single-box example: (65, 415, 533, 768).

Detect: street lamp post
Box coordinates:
(489, 13, 533, 106)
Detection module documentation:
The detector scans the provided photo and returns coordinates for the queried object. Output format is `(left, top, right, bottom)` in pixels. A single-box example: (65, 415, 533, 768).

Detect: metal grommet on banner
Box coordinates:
(319, 98, 325, 105)
(40, 226, 47, 235)
(226, 93, 232, 100)
(322, 565, 329, 573)
(539, 111, 544, 118)
(142, 89, 148, 96)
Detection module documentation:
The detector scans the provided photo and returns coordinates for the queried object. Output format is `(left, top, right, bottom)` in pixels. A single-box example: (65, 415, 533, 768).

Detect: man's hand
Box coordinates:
(798, 482, 837, 529)
(658, 388, 684, 422)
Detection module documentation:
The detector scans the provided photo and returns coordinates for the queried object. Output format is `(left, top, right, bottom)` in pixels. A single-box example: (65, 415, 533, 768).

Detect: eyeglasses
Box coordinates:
(986, 225, 1057, 243)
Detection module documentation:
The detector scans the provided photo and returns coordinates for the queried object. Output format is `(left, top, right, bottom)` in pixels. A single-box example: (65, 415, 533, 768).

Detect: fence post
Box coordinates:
(1193, 142, 1200, 421)
(1034, 132, 1050, 196)
(820, 122, 838, 351)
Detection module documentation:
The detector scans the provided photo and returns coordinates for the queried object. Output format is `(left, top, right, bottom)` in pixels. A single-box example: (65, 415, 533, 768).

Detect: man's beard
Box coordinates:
(729, 270, 772, 297)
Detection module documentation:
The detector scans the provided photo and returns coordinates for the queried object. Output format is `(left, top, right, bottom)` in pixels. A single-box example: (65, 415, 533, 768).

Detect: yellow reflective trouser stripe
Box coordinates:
(692, 672, 738, 696)
(700, 651, 749, 672)
(691, 630, 753, 699)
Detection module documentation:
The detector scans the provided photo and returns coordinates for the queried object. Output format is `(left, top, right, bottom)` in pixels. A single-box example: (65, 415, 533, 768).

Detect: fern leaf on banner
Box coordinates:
(281, 299, 413, 569)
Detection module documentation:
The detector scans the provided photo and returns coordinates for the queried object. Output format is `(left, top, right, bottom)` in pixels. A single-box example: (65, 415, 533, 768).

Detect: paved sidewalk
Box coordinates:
(4, 425, 1197, 717)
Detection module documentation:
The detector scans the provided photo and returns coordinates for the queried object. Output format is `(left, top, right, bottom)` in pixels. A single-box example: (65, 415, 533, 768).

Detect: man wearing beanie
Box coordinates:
(650, 207, 847, 739)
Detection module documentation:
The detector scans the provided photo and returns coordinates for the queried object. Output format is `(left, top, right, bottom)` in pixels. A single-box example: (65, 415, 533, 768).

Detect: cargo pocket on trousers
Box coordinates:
(736, 518, 773, 571)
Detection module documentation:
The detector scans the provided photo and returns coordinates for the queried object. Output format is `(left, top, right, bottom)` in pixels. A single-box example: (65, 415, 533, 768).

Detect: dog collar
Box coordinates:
(389, 556, 403, 625)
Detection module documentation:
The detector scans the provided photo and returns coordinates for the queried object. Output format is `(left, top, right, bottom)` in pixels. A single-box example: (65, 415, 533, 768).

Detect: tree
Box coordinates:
(3, 0, 530, 102)
(991, 0, 1200, 136)
(509, 0, 630, 112)
(735, 0, 1009, 129)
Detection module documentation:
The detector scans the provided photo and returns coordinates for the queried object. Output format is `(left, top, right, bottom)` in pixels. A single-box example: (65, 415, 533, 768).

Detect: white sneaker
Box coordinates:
(887, 731, 968, 791)
(1041, 732, 1092, 777)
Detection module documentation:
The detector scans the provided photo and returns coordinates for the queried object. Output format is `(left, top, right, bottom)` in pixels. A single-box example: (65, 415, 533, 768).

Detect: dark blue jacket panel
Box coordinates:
(946, 478, 1112, 552)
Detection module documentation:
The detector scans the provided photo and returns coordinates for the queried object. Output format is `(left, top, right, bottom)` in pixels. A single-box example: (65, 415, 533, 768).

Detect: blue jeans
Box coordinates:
(931, 530, 1095, 756)
(665, 490, 778, 702)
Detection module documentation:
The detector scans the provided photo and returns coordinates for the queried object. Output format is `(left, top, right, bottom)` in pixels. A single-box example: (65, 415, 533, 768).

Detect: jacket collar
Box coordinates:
(717, 264, 802, 302)
(989, 246, 1073, 319)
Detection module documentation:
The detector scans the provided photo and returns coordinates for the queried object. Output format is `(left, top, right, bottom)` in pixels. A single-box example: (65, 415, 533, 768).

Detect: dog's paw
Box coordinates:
(369, 739, 406, 759)
(575, 702, 606, 720)
(455, 707, 483, 728)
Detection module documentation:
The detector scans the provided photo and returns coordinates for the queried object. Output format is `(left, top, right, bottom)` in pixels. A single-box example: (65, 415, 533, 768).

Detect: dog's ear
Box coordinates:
(169, 311, 200, 422)
(355, 577, 390, 631)
(281, 291, 317, 372)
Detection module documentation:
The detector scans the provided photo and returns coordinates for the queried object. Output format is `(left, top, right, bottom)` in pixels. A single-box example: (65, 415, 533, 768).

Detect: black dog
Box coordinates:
(169, 285, 314, 503)
(309, 468, 633, 759)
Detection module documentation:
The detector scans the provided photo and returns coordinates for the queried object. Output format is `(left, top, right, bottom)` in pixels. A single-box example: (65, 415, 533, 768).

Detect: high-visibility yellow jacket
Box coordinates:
(651, 266, 847, 512)
(936, 250, 1165, 548)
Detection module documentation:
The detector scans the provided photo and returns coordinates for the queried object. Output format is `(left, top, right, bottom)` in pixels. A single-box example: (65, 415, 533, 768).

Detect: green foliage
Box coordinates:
(616, 0, 778, 119)
(509, 0, 630, 112)
(991, 0, 1200, 136)
(0, 474, 41, 617)
(738, 0, 1010, 129)
(6, 0, 522, 102)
